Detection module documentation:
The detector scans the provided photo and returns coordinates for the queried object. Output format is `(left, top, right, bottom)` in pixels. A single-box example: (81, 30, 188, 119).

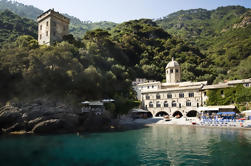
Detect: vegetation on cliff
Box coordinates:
(156, 6, 251, 82)
(206, 85, 251, 110)
(0, 10, 37, 44)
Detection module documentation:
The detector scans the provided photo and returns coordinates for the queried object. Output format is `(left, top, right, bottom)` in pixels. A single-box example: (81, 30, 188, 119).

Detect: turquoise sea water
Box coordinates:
(0, 125, 251, 166)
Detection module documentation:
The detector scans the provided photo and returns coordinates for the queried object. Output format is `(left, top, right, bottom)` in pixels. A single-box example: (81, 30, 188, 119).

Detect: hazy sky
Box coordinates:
(15, 0, 251, 23)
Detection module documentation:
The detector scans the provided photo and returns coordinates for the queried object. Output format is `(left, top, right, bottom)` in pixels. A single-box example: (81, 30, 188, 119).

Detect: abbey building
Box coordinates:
(133, 58, 251, 118)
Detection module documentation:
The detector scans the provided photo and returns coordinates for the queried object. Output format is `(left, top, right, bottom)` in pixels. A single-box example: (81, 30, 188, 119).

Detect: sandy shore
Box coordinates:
(119, 117, 251, 130)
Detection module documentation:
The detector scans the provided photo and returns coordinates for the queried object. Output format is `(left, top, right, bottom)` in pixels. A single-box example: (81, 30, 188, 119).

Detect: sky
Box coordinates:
(15, 0, 251, 23)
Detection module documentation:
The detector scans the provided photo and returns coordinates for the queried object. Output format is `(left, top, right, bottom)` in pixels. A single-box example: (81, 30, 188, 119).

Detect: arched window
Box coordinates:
(186, 100, 191, 106)
(179, 93, 184, 98)
(149, 102, 153, 108)
(156, 93, 161, 99)
(172, 101, 176, 107)
(146, 95, 150, 100)
(167, 93, 172, 99)
(164, 101, 168, 107)
(156, 101, 161, 108)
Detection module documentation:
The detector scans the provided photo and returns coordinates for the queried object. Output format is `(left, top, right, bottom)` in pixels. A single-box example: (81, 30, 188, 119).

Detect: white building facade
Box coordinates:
(134, 58, 251, 118)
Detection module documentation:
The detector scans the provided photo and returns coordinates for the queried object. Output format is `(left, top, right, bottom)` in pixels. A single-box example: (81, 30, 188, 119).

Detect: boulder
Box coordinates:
(2, 123, 24, 133)
(47, 113, 79, 128)
(22, 107, 44, 121)
(32, 119, 65, 134)
(27, 117, 49, 130)
(0, 110, 22, 129)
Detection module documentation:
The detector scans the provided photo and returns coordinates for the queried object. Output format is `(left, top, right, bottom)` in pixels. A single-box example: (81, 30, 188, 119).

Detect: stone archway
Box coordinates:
(155, 111, 169, 117)
(186, 110, 198, 117)
(147, 111, 153, 118)
(173, 111, 183, 118)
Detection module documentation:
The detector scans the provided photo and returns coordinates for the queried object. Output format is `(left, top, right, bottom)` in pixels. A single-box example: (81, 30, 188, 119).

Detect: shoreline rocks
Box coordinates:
(0, 99, 114, 134)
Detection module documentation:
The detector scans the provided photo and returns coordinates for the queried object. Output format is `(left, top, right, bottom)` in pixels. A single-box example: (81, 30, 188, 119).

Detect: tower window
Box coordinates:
(40, 34, 42, 39)
(146, 95, 150, 100)
(46, 21, 48, 26)
(170, 69, 173, 73)
(156, 94, 161, 99)
(40, 25, 42, 30)
(221, 90, 224, 95)
(176, 69, 179, 73)
(46, 31, 48, 36)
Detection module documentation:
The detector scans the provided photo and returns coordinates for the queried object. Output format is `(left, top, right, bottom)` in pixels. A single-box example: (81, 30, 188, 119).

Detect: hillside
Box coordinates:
(0, 0, 116, 38)
(0, 19, 211, 105)
(156, 6, 249, 48)
(110, 19, 208, 81)
(156, 6, 251, 82)
(0, 0, 43, 19)
(0, 10, 37, 44)
(0, 1, 251, 83)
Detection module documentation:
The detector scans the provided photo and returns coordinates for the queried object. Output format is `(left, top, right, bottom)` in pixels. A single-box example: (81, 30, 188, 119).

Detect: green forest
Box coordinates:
(0, 13, 209, 113)
(0, 1, 251, 112)
(156, 6, 251, 82)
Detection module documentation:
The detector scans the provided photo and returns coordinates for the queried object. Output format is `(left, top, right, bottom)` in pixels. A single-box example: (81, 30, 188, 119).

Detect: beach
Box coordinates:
(119, 117, 251, 130)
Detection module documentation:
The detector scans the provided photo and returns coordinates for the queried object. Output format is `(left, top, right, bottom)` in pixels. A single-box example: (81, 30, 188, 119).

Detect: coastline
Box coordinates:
(123, 117, 251, 130)
(147, 123, 251, 130)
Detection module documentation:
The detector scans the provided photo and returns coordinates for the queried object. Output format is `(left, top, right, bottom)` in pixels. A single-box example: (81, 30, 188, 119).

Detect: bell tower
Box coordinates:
(166, 57, 181, 83)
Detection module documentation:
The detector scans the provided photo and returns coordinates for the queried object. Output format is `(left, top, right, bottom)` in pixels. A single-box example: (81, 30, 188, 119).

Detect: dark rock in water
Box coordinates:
(32, 119, 65, 134)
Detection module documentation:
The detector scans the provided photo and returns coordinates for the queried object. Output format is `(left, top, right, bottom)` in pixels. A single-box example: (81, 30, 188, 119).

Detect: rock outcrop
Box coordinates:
(0, 98, 113, 134)
(233, 11, 251, 29)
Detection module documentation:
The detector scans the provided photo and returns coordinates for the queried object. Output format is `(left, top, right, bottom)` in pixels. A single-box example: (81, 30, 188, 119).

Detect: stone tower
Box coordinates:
(37, 9, 70, 45)
(166, 57, 181, 83)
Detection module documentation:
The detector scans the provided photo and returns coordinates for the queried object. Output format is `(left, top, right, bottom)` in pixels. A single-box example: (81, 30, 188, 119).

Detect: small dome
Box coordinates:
(166, 57, 179, 68)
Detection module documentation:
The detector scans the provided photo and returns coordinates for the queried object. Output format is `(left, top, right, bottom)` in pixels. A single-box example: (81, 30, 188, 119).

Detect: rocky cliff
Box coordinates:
(0, 98, 113, 134)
